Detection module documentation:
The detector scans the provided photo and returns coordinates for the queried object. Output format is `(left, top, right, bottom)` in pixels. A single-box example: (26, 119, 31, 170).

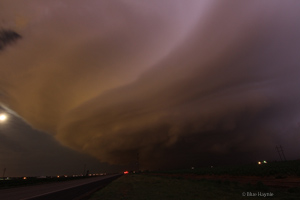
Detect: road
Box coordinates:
(0, 174, 121, 200)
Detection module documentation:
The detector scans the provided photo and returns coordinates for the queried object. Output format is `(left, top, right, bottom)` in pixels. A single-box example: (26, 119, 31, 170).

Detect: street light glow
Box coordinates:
(0, 114, 7, 121)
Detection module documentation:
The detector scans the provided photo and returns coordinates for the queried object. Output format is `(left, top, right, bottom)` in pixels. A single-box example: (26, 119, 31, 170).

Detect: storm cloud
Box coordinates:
(1, 0, 300, 170)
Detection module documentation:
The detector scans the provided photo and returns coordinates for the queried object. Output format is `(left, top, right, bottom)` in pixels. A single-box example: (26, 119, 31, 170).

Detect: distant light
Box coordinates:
(211, 166, 213, 168)
(124, 171, 129, 174)
(263, 160, 267, 164)
(258, 161, 261, 165)
(23, 177, 27, 180)
(0, 114, 7, 121)
(191, 167, 194, 170)
(57, 175, 60, 178)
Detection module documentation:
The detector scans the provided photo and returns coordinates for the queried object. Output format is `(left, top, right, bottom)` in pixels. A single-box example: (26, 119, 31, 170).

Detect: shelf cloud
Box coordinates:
(1, 0, 300, 169)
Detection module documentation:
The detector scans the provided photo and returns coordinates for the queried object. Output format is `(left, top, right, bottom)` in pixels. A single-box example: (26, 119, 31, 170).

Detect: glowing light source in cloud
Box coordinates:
(0, 113, 7, 121)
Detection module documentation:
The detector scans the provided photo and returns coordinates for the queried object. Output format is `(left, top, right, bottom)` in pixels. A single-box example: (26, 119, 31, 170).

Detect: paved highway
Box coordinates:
(0, 174, 121, 200)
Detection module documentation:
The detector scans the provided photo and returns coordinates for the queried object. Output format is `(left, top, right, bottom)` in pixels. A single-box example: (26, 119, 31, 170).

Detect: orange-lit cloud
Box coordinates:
(1, 0, 300, 170)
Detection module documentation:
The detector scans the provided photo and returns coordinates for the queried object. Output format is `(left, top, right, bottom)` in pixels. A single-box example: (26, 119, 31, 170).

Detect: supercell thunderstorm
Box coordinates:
(1, 0, 300, 169)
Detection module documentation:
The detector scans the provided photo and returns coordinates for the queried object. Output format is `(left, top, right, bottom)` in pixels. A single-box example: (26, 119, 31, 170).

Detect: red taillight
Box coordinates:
(124, 171, 129, 174)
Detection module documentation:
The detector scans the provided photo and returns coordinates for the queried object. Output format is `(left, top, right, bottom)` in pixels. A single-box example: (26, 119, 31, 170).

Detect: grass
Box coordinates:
(89, 174, 300, 200)
(153, 160, 300, 177)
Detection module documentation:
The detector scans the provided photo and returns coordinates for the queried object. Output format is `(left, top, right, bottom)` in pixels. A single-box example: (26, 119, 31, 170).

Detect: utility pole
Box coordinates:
(280, 145, 287, 161)
(136, 153, 139, 172)
(2, 168, 6, 180)
(83, 164, 86, 176)
(276, 146, 282, 161)
(276, 145, 287, 161)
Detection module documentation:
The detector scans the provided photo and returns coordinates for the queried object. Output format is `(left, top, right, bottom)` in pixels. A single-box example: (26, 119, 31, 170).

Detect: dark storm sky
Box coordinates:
(1, 0, 300, 176)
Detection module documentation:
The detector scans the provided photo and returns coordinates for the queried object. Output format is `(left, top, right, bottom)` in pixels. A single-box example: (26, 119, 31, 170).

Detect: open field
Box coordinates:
(90, 160, 300, 200)
(153, 160, 300, 177)
(89, 174, 300, 200)
(147, 160, 300, 188)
